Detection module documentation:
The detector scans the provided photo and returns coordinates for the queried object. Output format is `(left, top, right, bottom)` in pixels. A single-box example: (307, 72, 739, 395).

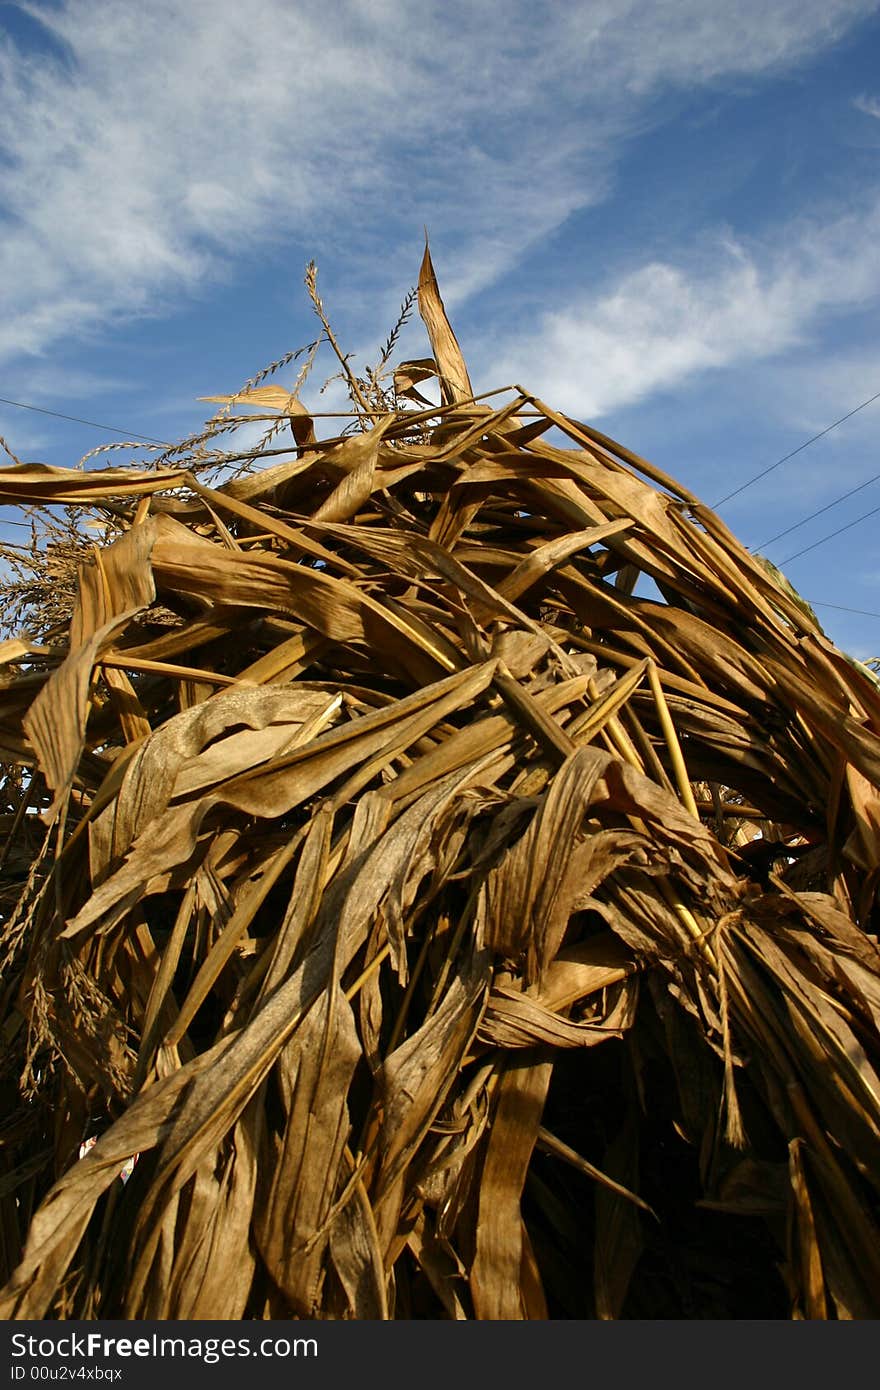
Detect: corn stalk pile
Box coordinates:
(1, 251, 879, 1319)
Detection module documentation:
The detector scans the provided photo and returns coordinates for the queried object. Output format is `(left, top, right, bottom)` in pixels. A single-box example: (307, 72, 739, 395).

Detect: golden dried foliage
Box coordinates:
(1, 246, 879, 1319)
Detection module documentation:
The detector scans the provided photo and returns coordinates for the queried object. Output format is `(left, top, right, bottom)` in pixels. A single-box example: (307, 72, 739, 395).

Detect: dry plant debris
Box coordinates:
(1, 247, 879, 1320)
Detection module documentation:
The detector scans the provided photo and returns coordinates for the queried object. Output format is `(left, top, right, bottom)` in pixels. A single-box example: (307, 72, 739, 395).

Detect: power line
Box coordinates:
(756, 469, 880, 550)
(811, 599, 880, 620)
(0, 395, 170, 445)
(2, 525, 879, 622)
(780, 500, 880, 565)
(713, 387, 880, 508)
(4, 382, 880, 499)
(2, 390, 879, 619)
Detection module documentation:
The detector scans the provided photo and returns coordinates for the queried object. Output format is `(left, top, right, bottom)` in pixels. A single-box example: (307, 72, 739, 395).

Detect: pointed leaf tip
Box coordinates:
(417, 244, 473, 407)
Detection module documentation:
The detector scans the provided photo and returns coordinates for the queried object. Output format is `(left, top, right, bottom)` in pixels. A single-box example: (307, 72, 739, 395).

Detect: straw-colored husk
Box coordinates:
(1, 248, 879, 1319)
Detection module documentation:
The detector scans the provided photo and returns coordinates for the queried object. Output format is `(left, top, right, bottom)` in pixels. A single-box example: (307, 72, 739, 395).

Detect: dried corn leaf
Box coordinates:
(1, 249, 879, 1322)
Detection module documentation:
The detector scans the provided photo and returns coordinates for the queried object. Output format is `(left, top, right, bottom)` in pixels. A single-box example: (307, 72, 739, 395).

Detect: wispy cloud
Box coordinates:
(0, 411, 51, 458)
(0, 0, 875, 365)
(854, 92, 880, 118)
(482, 197, 880, 416)
(1, 365, 134, 401)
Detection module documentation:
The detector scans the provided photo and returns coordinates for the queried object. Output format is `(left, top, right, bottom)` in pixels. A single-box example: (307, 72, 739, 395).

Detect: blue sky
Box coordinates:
(1, 0, 880, 658)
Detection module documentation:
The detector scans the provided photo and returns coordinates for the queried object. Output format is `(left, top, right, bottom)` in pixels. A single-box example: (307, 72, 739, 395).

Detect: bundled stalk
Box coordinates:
(1, 249, 879, 1319)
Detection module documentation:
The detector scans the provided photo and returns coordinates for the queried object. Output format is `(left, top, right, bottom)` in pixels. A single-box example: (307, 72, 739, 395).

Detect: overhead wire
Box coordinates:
(756, 468, 880, 551)
(779, 501, 880, 566)
(810, 600, 880, 620)
(4, 381, 879, 501)
(0, 395, 171, 445)
(712, 386, 880, 508)
(2, 386, 879, 620)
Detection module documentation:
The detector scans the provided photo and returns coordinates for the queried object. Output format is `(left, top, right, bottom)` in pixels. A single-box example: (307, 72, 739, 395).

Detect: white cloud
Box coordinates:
(0, 412, 51, 459)
(766, 349, 880, 434)
(854, 93, 880, 118)
(482, 199, 880, 416)
(580, 0, 879, 93)
(2, 365, 134, 402)
(0, 0, 876, 365)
